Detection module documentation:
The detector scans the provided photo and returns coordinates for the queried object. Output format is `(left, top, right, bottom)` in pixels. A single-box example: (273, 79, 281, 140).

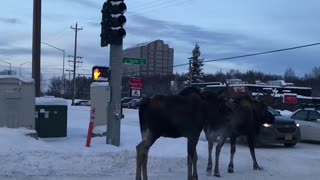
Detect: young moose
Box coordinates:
(205, 94, 275, 177)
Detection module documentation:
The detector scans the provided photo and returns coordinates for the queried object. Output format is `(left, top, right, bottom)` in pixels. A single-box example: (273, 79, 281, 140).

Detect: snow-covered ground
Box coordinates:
(0, 100, 320, 180)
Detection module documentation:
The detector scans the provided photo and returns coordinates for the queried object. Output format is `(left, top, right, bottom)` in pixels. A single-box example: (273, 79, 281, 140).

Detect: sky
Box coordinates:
(1, 0, 320, 82)
(0, 99, 320, 179)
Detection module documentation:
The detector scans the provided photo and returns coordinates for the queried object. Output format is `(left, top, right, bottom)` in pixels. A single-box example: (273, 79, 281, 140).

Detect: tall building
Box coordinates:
(122, 40, 174, 77)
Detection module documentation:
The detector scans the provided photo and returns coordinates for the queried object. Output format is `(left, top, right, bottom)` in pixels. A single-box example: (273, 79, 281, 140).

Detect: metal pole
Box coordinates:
(0, 60, 11, 73)
(41, 42, 65, 95)
(71, 23, 82, 105)
(72, 23, 77, 105)
(107, 43, 123, 146)
(19, 64, 22, 77)
(32, 0, 41, 97)
(62, 50, 65, 94)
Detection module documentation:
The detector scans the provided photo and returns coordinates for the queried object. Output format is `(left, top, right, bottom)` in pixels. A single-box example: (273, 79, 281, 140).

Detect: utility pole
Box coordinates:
(68, 55, 82, 103)
(188, 57, 192, 86)
(71, 22, 83, 105)
(66, 69, 74, 99)
(32, 0, 41, 97)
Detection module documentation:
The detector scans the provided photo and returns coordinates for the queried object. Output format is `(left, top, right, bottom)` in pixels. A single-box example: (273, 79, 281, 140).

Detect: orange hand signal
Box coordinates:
(93, 68, 101, 79)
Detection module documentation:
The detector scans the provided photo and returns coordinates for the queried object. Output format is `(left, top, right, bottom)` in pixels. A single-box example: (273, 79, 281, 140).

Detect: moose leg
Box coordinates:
(206, 140, 214, 176)
(228, 136, 236, 173)
(247, 135, 263, 170)
(188, 138, 199, 180)
(214, 136, 227, 177)
(136, 136, 157, 180)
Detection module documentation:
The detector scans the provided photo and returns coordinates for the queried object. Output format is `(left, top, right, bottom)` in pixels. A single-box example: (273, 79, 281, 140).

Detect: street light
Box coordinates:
(19, 62, 32, 77)
(0, 59, 12, 74)
(41, 42, 66, 94)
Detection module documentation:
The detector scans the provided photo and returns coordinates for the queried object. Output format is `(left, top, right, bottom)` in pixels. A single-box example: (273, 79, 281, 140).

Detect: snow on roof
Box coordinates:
(90, 82, 109, 87)
(0, 76, 34, 83)
(36, 97, 68, 106)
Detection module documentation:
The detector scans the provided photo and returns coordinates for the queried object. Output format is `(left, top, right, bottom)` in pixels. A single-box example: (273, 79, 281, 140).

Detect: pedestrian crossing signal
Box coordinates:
(92, 66, 109, 81)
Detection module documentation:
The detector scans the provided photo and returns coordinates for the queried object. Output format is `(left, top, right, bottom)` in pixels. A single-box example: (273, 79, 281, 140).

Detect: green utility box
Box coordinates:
(35, 97, 68, 138)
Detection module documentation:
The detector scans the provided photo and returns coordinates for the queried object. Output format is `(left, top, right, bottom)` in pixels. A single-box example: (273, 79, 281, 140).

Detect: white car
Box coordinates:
(290, 105, 320, 141)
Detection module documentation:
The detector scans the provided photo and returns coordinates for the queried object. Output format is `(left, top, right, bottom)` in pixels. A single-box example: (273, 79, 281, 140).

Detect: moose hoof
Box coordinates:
(228, 168, 234, 173)
(254, 165, 263, 170)
(214, 172, 221, 177)
(206, 168, 212, 176)
(206, 171, 211, 176)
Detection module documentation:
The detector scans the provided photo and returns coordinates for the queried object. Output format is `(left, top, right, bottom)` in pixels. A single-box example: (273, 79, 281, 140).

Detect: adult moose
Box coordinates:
(135, 86, 205, 180)
(205, 90, 275, 177)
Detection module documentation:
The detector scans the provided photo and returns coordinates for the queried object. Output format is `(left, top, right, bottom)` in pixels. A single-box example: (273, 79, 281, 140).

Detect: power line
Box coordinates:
(124, 42, 320, 75)
(130, 0, 188, 12)
(173, 42, 320, 67)
(129, 0, 192, 16)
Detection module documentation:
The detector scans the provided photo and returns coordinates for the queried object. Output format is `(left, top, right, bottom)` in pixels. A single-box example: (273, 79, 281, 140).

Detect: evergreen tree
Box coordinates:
(185, 43, 204, 86)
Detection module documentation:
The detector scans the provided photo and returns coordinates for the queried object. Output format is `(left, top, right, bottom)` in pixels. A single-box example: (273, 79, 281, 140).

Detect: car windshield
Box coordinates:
(122, 98, 133, 103)
(267, 106, 281, 116)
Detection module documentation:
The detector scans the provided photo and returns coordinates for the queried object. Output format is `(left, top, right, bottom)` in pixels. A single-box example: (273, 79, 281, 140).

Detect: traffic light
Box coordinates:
(92, 66, 110, 81)
(100, 1, 111, 47)
(100, 0, 127, 46)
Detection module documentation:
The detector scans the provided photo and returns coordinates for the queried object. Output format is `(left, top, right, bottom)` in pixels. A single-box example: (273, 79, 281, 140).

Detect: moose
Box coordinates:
(135, 86, 233, 180)
(204, 91, 275, 177)
(135, 86, 206, 180)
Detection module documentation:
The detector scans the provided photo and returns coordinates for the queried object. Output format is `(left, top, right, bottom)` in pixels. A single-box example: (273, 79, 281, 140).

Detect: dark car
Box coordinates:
(121, 97, 134, 108)
(257, 106, 301, 147)
(128, 98, 142, 109)
(73, 100, 90, 106)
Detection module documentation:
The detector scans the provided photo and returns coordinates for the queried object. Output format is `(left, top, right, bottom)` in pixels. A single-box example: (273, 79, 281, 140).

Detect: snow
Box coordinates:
(0, 76, 34, 83)
(0, 99, 319, 179)
(90, 82, 109, 87)
(36, 97, 68, 106)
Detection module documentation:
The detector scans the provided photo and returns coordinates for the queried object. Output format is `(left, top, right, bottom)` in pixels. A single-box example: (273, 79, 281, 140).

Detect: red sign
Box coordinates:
(283, 94, 297, 104)
(232, 86, 246, 93)
(129, 78, 143, 89)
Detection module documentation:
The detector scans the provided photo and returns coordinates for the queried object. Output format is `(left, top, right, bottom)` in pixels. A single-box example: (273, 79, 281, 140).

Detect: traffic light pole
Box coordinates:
(106, 43, 123, 146)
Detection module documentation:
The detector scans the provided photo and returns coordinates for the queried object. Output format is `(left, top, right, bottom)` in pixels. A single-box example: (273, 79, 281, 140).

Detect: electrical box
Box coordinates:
(90, 82, 110, 129)
(0, 77, 35, 129)
(35, 97, 68, 138)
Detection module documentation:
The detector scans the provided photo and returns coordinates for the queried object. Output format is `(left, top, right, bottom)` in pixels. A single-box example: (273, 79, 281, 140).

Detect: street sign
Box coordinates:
(129, 77, 143, 89)
(123, 57, 146, 65)
(283, 94, 297, 104)
(131, 89, 141, 97)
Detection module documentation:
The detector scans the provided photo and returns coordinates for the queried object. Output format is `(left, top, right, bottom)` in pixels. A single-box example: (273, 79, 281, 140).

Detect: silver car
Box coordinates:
(290, 105, 320, 141)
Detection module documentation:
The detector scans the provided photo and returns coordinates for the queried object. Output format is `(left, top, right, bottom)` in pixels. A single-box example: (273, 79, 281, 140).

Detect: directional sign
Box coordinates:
(123, 57, 146, 65)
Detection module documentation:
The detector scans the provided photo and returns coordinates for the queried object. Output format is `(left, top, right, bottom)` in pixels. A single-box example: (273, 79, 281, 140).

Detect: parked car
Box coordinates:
(73, 100, 90, 106)
(256, 106, 301, 147)
(128, 98, 142, 109)
(290, 104, 320, 142)
(121, 97, 134, 108)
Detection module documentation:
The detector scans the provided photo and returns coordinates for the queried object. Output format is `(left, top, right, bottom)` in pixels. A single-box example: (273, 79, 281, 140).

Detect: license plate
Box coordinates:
(285, 134, 292, 140)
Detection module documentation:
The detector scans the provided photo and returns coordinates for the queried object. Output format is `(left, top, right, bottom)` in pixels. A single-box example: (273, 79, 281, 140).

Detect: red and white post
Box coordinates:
(86, 107, 96, 147)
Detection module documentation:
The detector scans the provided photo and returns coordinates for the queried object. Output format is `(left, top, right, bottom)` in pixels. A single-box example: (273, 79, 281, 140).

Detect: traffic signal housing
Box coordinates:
(100, 0, 127, 46)
(92, 66, 110, 82)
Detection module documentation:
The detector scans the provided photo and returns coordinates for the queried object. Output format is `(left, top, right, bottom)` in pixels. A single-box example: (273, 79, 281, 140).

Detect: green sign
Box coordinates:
(123, 57, 146, 65)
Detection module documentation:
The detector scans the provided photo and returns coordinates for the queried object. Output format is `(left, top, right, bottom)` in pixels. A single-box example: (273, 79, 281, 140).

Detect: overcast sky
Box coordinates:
(1, 0, 320, 81)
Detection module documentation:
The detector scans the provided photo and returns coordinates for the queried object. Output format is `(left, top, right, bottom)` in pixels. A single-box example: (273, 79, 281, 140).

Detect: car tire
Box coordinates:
(284, 142, 296, 147)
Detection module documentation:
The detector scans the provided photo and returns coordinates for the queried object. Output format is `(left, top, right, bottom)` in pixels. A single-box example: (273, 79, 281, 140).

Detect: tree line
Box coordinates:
(45, 66, 320, 100)
(45, 44, 320, 98)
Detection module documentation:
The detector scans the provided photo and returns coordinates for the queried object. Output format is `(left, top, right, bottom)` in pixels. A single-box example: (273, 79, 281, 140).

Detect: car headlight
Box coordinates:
(295, 121, 300, 127)
(263, 123, 272, 128)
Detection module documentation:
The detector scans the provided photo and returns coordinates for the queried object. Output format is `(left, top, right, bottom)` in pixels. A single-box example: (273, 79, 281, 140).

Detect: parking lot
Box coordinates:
(0, 106, 319, 180)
